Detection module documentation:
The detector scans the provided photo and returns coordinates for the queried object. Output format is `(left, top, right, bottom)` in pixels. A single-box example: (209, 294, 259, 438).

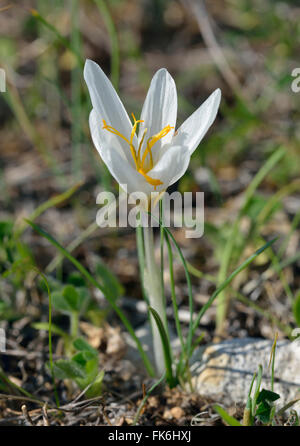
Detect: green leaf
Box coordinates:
(257, 389, 280, 404)
(85, 370, 104, 398)
(51, 291, 73, 314)
(293, 291, 300, 327)
(52, 359, 86, 380)
(38, 275, 62, 293)
(52, 285, 87, 314)
(148, 307, 177, 388)
(256, 400, 272, 424)
(255, 389, 280, 424)
(73, 337, 98, 356)
(63, 285, 86, 312)
(72, 351, 96, 367)
(52, 347, 102, 397)
(213, 405, 242, 426)
(32, 322, 69, 339)
(25, 219, 155, 377)
(67, 272, 86, 288)
(72, 352, 99, 390)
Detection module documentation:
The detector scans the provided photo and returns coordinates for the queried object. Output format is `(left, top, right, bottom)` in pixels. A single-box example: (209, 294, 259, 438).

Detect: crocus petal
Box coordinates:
(173, 88, 221, 155)
(84, 60, 137, 163)
(147, 145, 190, 192)
(89, 109, 152, 196)
(138, 68, 177, 161)
(89, 108, 135, 166)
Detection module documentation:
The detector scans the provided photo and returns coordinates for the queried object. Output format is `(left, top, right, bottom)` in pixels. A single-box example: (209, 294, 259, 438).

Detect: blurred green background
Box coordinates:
(0, 0, 299, 336)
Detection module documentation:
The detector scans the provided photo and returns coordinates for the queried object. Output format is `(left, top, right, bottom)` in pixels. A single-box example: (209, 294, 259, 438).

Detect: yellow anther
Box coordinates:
(102, 119, 130, 145)
(130, 117, 143, 146)
(102, 116, 173, 190)
(141, 125, 173, 169)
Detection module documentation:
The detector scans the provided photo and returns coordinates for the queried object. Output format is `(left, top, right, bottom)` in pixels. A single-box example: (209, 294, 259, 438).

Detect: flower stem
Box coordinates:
(143, 224, 167, 376)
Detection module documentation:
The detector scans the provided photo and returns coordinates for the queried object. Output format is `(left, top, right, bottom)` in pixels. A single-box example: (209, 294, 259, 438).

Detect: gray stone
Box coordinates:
(125, 323, 300, 411)
(191, 338, 300, 410)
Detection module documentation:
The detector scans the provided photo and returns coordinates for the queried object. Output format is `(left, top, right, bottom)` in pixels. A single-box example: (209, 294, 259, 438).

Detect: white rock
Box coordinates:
(125, 323, 300, 412)
(191, 338, 300, 410)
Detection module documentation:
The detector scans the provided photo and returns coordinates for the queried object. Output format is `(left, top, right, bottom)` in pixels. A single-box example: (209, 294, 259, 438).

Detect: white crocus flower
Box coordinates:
(84, 60, 221, 377)
(84, 60, 221, 200)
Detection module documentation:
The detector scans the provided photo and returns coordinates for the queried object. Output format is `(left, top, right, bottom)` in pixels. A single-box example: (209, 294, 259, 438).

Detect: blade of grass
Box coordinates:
(46, 221, 99, 274)
(3, 77, 64, 184)
(136, 224, 149, 305)
(186, 260, 216, 283)
(257, 179, 300, 227)
(46, 194, 126, 274)
(243, 372, 257, 426)
(38, 271, 60, 407)
(159, 200, 165, 309)
(213, 404, 242, 426)
(26, 219, 155, 377)
(164, 232, 185, 354)
(164, 231, 194, 390)
(148, 213, 194, 369)
(0, 367, 40, 401)
(133, 373, 166, 425)
(216, 147, 286, 331)
(276, 251, 300, 271)
(278, 207, 300, 260)
(94, 0, 120, 90)
(276, 398, 300, 417)
(1, 259, 59, 405)
(185, 259, 293, 337)
(30, 8, 83, 68)
(192, 238, 278, 336)
(148, 307, 176, 387)
(259, 235, 294, 303)
(252, 364, 263, 415)
(70, 0, 83, 180)
(15, 182, 82, 237)
(268, 332, 278, 392)
(234, 292, 292, 338)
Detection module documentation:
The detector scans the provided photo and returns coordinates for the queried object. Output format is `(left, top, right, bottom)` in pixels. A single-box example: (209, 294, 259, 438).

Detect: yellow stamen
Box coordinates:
(102, 116, 173, 190)
(130, 115, 143, 168)
(130, 114, 143, 146)
(141, 125, 174, 169)
(137, 128, 148, 168)
(102, 119, 130, 145)
(138, 168, 163, 190)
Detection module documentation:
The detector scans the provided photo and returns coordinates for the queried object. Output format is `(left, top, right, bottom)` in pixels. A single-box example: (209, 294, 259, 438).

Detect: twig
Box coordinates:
(0, 4, 13, 13)
(42, 404, 50, 426)
(0, 393, 54, 408)
(183, 0, 247, 100)
(21, 405, 35, 426)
